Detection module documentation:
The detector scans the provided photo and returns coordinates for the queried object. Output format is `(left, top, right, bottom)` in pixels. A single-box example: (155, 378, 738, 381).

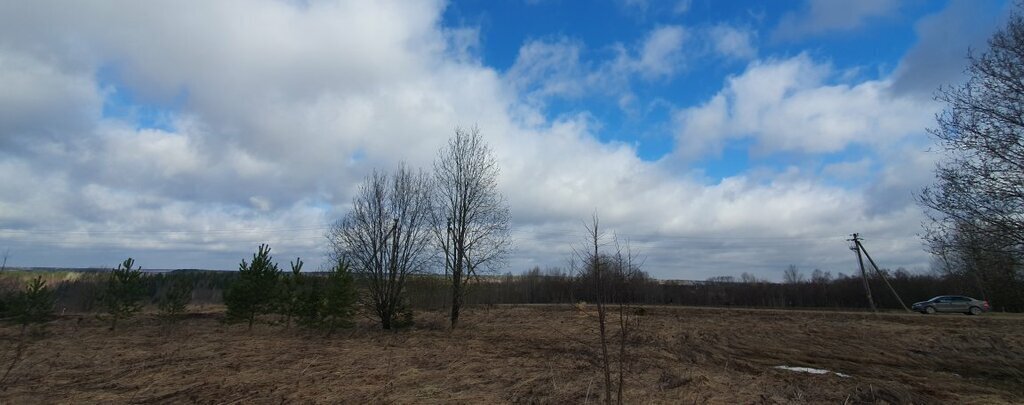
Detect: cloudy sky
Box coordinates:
(0, 0, 1012, 280)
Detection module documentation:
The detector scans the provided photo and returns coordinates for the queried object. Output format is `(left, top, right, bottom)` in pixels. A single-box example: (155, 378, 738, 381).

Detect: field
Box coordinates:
(1, 305, 1023, 404)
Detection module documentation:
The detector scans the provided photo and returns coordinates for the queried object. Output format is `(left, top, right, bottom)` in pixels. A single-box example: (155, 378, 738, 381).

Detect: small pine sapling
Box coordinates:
(281, 258, 304, 328)
(294, 279, 325, 329)
(8, 277, 55, 335)
(224, 244, 281, 330)
(103, 258, 146, 331)
(158, 278, 193, 321)
(322, 261, 358, 335)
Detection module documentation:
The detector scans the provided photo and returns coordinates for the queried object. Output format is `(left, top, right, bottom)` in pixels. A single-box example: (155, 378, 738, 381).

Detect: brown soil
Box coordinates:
(1, 305, 1022, 404)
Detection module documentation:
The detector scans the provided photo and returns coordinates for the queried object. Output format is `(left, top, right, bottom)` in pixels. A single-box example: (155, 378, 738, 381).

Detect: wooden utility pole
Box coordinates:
(856, 239, 911, 313)
(849, 233, 877, 313)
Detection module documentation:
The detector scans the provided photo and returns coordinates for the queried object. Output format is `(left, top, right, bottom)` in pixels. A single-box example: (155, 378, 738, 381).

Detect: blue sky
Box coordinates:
(0, 0, 1014, 280)
(442, 0, 1004, 179)
(447, 0, 931, 151)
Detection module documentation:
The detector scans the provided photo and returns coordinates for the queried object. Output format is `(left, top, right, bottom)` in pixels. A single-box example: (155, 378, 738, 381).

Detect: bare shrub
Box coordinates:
(328, 165, 432, 329)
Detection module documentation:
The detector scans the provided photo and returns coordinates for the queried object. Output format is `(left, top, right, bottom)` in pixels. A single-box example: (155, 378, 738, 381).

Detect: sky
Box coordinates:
(0, 0, 1013, 280)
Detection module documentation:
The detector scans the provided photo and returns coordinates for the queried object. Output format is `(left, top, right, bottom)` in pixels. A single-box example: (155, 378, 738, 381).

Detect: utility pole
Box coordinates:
(849, 233, 877, 313)
(856, 239, 911, 313)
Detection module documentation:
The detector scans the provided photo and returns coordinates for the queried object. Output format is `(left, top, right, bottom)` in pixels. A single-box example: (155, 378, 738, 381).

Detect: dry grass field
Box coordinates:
(1, 305, 1022, 404)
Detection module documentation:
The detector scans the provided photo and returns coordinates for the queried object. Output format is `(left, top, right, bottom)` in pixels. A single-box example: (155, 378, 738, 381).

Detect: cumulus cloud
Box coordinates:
(505, 38, 588, 101)
(0, 1, 938, 280)
(706, 24, 758, 60)
(506, 25, 687, 106)
(632, 26, 689, 80)
(773, 0, 899, 41)
(672, 54, 934, 160)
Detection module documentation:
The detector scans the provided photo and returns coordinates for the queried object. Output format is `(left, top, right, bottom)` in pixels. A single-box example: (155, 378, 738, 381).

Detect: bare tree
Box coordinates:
(917, 9, 1024, 310)
(610, 238, 641, 405)
(573, 215, 640, 405)
(328, 165, 433, 329)
(433, 126, 511, 328)
(925, 221, 1023, 311)
(919, 9, 1024, 260)
(783, 265, 804, 284)
(574, 215, 613, 405)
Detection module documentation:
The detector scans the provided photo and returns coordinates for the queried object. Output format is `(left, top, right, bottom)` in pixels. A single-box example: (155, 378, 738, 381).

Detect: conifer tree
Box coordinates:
(224, 244, 281, 330)
(322, 260, 357, 335)
(294, 278, 324, 329)
(7, 276, 55, 334)
(158, 278, 193, 321)
(103, 258, 146, 331)
(280, 257, 304, 328)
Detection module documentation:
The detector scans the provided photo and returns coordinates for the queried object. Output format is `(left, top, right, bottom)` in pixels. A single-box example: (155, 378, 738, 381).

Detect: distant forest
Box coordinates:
(2, 264, 1018, 314)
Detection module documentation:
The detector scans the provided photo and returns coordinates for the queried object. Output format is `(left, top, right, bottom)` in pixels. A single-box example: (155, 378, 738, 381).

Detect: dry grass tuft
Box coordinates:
(0, 305, 1021, 404)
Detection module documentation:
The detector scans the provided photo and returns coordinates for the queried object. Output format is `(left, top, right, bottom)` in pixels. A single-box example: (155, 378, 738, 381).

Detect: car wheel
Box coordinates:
(925, 306, 936, 314)
(969, 306, 982, 315)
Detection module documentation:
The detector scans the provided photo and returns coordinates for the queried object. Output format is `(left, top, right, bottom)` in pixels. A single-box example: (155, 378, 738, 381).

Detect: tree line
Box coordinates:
(917, 8, 1024, 314)
(467, 264, 1020, 311)
(7, 258, 1018, 323)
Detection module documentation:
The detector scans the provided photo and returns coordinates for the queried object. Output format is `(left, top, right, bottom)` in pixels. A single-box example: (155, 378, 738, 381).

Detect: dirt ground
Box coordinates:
(1, 305, 1022, 404)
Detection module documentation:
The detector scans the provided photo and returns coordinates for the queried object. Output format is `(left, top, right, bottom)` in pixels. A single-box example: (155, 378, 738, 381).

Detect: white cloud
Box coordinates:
(863, 142, 939, 216)
(633, 26, 688, 80)
(672, 54, 934, 159)
(707, 24, 757, 60)
(0, 52, 102, 150)
(506, 25, 687, 106)
(505, 38, 588, 101)
(444, 26, 482, 64)
(0, 1, 937, 280)
(774, 0, 899, 41)
(822, 158, 873, 180)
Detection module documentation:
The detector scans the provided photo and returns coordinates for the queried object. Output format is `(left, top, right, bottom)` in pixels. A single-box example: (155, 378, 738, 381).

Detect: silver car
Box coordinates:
(911, 295, 990, 315)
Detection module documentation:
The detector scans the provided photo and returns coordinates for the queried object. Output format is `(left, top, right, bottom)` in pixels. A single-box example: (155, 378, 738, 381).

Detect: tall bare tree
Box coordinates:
(433, 126, 511, 328)
(329, 165, 433, 329)
(783, 265, 804, 284)
(918, 8, 1024, 308)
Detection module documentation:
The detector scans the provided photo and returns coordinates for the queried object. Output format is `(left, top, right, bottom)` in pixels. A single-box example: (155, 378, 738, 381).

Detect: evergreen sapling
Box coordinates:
(7, 276, 55, 334)
(158, 278, 193, 321)
(103, 258, 146, 331)
(224, 244, 281, 330)
(323, 261, 358, 335)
